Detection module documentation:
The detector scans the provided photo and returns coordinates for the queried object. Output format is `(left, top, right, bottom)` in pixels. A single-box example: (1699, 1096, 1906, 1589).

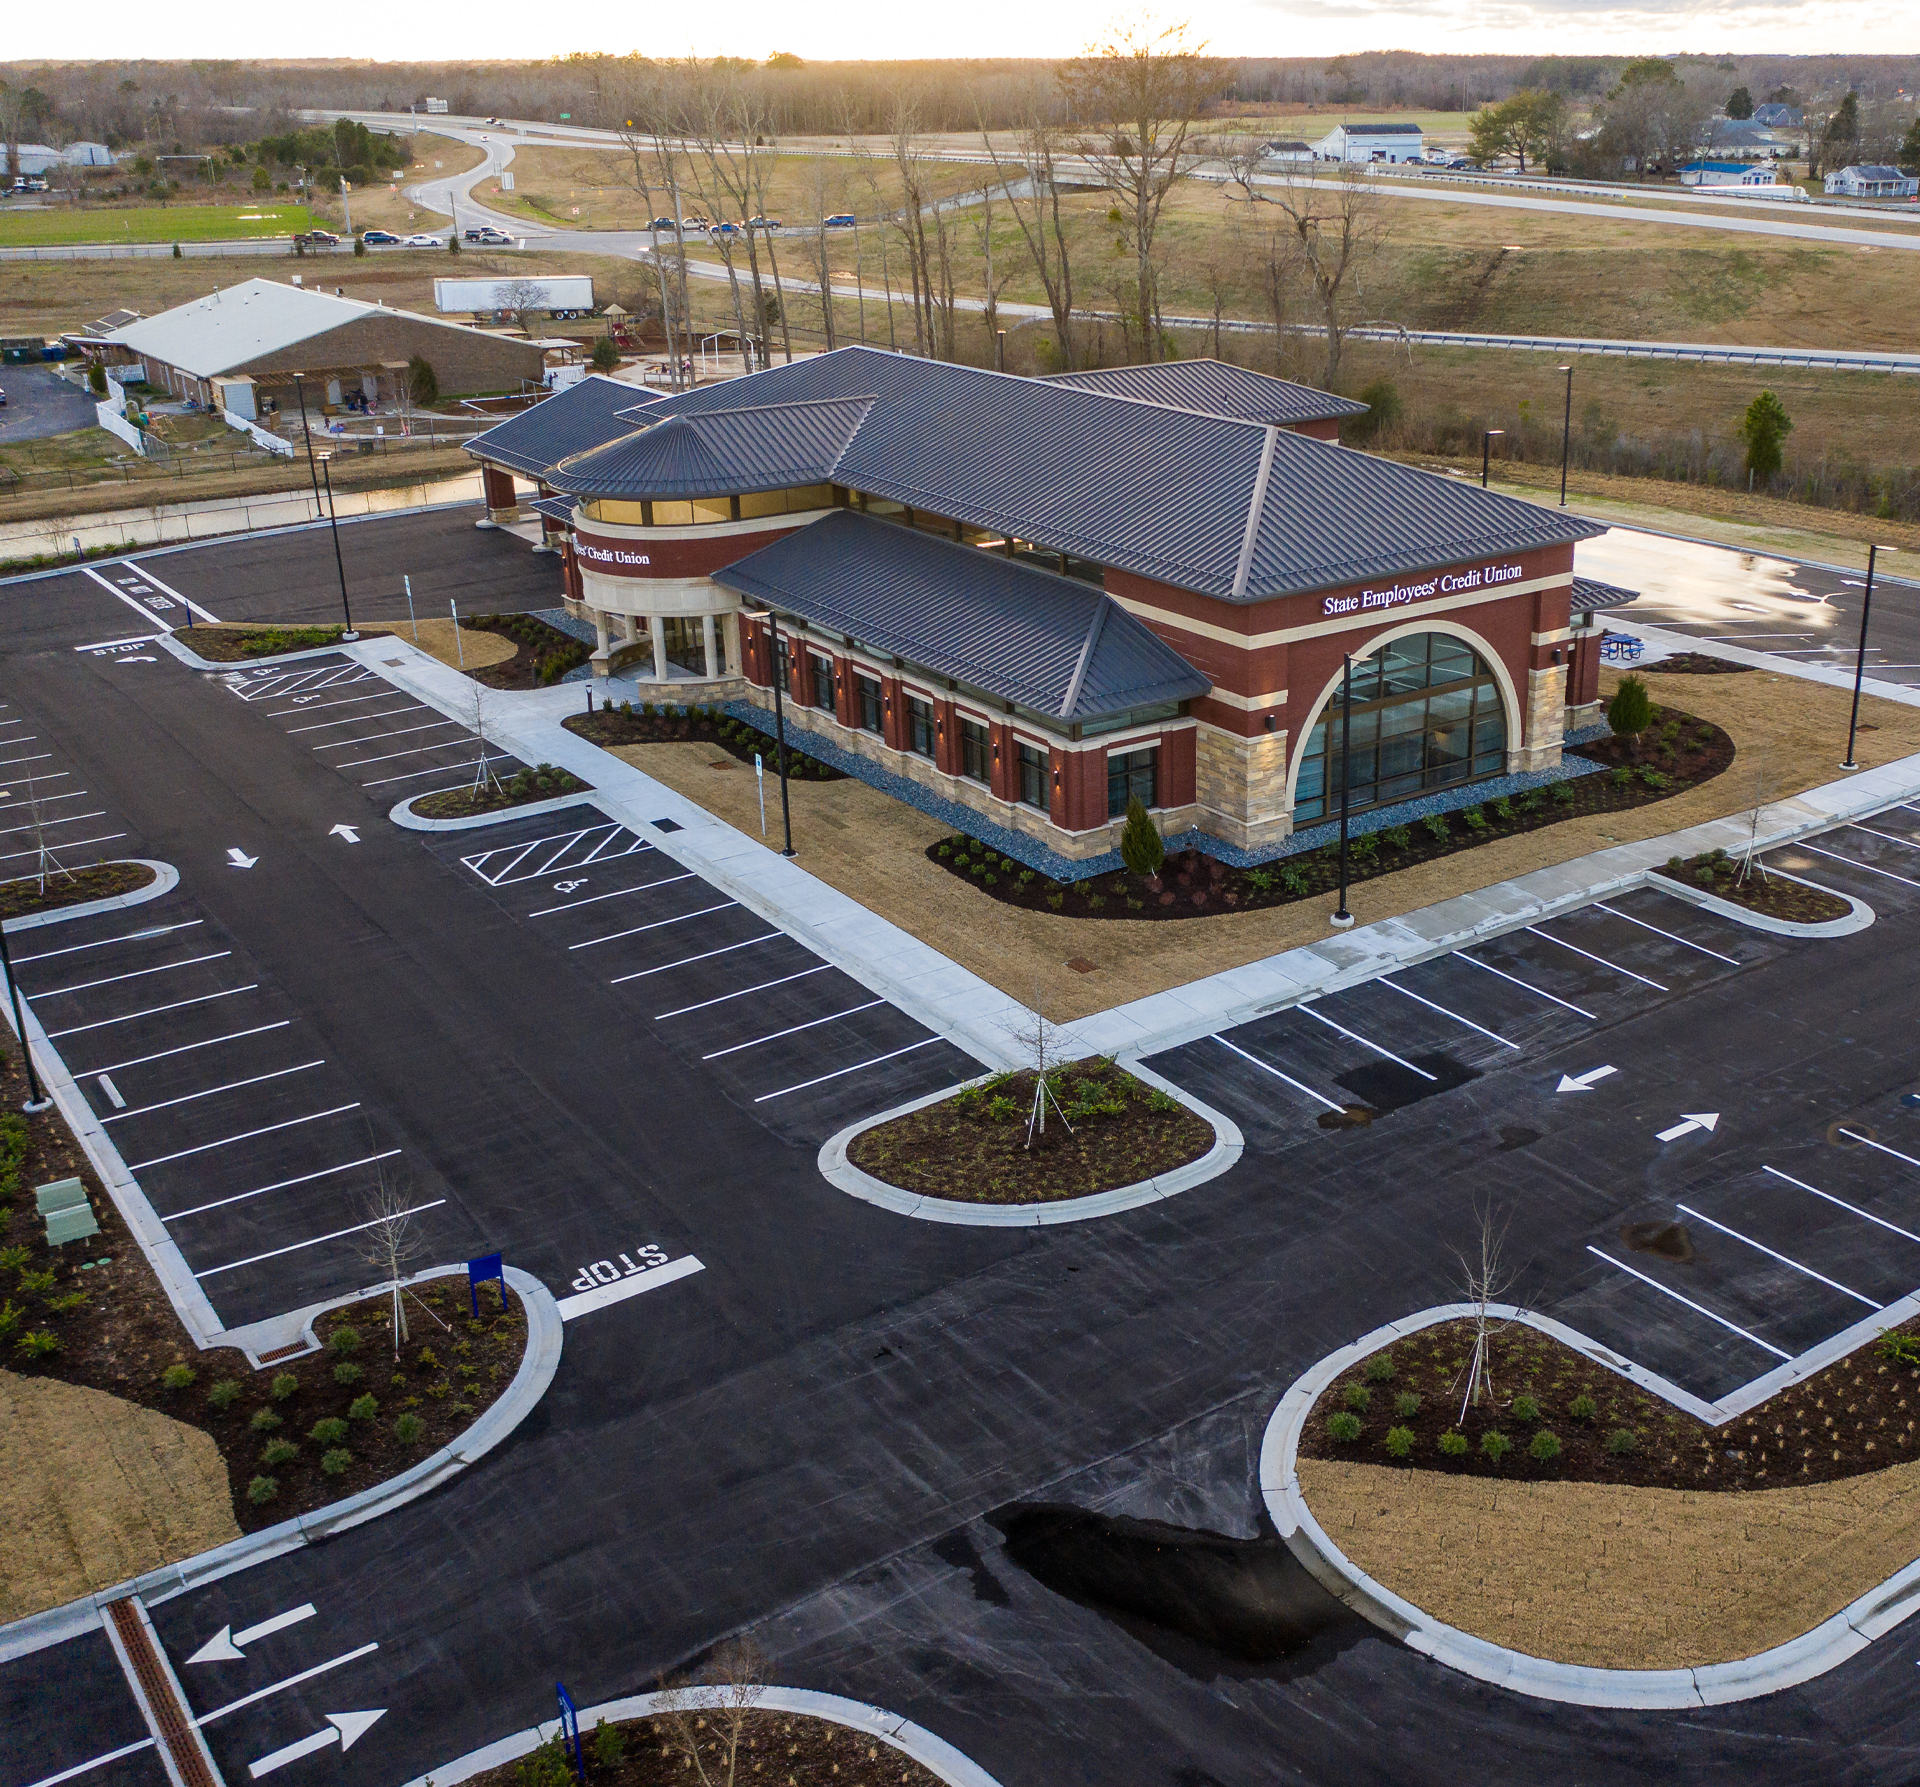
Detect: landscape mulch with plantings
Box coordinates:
(0, 860, 153, 921)
(413, 762, 590, 820)
(846, 1062, 1212, 1204)
(0, 1036, 526, 1534)
(185, 624, 345, 662)
(459, 612, 590, 688)
(1654, 847, 1852, 923)
(927, 702, 1733, 922)
(1647, 652, 1754, 676)
(1299, 1314, 1920, 1492)
(479, 1710, 944, 1787)
(565, 701, 845, 782)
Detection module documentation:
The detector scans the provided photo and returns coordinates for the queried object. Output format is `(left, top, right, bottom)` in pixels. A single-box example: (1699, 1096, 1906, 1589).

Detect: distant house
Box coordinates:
(1751, 103, 1804, 129)
(1706, 120, 1793, 158)
(1313, 122, 1424, 164)
(9, 141, 118, 175)
(1678, 161, 1780, 188)
(1261, 139, 1314, 164)
(1824, 165, 1919, 198)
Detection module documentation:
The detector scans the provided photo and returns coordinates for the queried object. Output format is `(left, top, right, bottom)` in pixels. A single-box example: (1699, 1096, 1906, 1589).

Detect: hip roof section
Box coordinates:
(550, 396, 874, 499)
(1040, 359, 1369, 427)
(466, 375, 663, 476)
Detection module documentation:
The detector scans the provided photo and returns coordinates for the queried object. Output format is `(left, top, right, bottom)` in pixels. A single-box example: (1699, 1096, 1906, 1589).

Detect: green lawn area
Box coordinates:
(0, 204, 312, 247)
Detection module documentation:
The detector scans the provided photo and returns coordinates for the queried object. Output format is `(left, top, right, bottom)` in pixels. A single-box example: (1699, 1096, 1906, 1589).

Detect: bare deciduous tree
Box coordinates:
(1451, 1200, 1515, 1422)
(979, 101, 1079, 371)
(355, 1169, 435, 1356)
(654, 1639, 767, 1787)
(1006, 991, 1075, 1151)
(495, 277, 548, 338)
(468, 684, 502, 796)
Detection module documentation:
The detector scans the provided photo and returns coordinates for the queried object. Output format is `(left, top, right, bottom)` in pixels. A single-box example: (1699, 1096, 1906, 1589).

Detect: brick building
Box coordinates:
(470, 350, 1623, 860)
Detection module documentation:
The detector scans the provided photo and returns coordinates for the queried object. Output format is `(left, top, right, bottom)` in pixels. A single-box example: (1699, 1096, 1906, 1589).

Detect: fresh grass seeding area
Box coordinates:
(0, 203, 312, 247)
(0, 860, 153, 921)
(847, 1062, 1212, 1204)
(413, 763, 589, 819)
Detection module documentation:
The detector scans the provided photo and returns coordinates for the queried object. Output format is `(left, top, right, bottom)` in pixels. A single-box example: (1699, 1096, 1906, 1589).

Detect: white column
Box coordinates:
(593, 610, 609, 655)
(701, 614, 718, 680)
(652, 615, 668, 683)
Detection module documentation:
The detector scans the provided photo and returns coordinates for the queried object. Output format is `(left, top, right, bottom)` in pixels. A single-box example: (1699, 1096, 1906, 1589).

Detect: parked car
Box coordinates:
(463, 225, 513, 245)
(680, 215, 709, 229)
(708, 220, 742, 238)
(296, 228, 340, 246)
(746, 216, 781, 232)
(402, 231, 443, 248)
(823, 213, 857, 229)
(0, 388, 7, 407)
(648, 216, 678, 231)
(361, 229, 401, 245)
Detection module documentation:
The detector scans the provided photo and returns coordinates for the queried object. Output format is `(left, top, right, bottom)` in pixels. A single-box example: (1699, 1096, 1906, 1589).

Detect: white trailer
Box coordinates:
(433, 276, 596, 319)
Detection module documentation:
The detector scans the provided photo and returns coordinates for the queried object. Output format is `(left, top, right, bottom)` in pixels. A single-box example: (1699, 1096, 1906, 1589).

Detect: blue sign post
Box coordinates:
(468, 1252, 505, 1318)
(555, 1682, 584, 1782)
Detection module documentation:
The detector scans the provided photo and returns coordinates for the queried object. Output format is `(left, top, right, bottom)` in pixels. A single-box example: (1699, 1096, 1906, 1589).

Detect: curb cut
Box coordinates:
(2, 860, 177, 933)
(817, 1062, 1243, 1227)
(398, 1685, 1005, 1787)
(1258, 1302, 1920, 1708)
(389, 788, 600, 832)
(0, 1263, 563, 1666)
(1652, 866, 1875, 938)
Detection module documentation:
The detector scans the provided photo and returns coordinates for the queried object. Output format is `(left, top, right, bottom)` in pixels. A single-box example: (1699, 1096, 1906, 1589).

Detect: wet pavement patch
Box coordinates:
(1496, 1126, 1541, 1153)
(1621, 1220, 1695, 1263)
(931, 1528, 1011, 1606)
(1317, 1104, 1379, 1131)
(989, 1503, 1370, 1680)
(1336, 1053, 1480, 1115)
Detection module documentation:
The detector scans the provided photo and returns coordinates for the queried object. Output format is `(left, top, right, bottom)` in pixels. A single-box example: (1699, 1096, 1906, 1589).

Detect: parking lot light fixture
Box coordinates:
(315, 453, 358, 642)
(1331, 653, 1355, 929)
(1481, 428, 1505, 489)
(764, 612, 796, 858)
(1842, 543, 1893, 770)
(1557, 365, 1574, 506)
(0, 921, 53, 1113)
(291, 370, 325, 521)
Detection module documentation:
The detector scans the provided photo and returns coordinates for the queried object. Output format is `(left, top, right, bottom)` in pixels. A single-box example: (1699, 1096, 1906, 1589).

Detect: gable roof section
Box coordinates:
(1042, 359, 1367, 427)
(549, 396, 873, 498)
(467, 375, 662, 476)
(712, 509, 1210, 723)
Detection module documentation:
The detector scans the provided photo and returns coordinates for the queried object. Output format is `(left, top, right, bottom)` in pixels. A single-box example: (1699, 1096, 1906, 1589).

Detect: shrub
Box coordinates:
(333, 1361, 363, 1387)
(1119, 797, 1165, 879)
(1638, 767, 1670, 789)
(1612, 766, 1635, 788)
(250, 1407, 283, 1433)
(162, 1363, 196, 1392)
(17, 1268, 54, 1295)
(1326, 1411, 1363, 1443)
(271, 1372, 300, 1401)
(1394, 1391, 1421, 1418)
(1462, 806, 1488, 832)
(1878, 1332, 1920, 1368)
(1529, 1429, 1563, 1462)
(15, 1330, 57, 1358)
(1491, 795, 1515, 821)
(1342, 1382, 1371, 1412)
(248, 1476, 279, 1506)
(1385, 825, 1413, 849)
(310, 1416, 349, 1446)
(1385, 1425, 1416, 1459)
(1364, 1353, 1395, 1382)
(1439, 1430, 1469, 1457)
(1607, 674, 1653, 745)
(984, 1095, 1019, 1121)
(1606, 1427, 1638, 1455)
(1423, 814, 1450, 840)
(590, 337, 620, 372)
(591, 1719, 628, 1768)
(1147, 1087, 1179, 1113)
(349, 1393, 379, 1421)
(1551, 782, 1576, 806)
(1667, 855, 1685, 872)
(394, 1412, 426, 1444)
(1570, 1393, 1598, 1421)
(1695, 866, 1717, 886)
(320, 1448, 352, 1476)
(207, 1378, 241, 1410)
(260, 1438, 299, 1467)
(1511, 1394, 1540, 1423)
(1480, 1430, 1512, 1463)
(0, 1301, 19, 1337)
(1280, 866, 1310, 896)
(328, 1325, 362, 1355)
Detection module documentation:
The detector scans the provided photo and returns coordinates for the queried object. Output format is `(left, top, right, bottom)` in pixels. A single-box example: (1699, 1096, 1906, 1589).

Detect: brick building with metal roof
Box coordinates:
(467, 348, 1608, 859)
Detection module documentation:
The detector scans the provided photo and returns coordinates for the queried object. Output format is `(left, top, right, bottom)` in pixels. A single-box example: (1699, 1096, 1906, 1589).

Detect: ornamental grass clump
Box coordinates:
(1394, 1391, 1421, 1419)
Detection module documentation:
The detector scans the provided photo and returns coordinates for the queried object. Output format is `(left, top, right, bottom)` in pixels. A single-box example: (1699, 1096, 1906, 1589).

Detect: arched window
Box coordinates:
(1292, 633, 1508, 826)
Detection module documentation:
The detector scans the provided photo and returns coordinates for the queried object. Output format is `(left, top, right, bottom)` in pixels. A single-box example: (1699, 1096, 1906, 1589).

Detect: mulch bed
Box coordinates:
(459, 612, 590, 689)
(1654, 848, 1853, 923)
(927, 703, 1734, 922)
(1298, 1315, 1920, 1491)
(184, 624, 345, 662)
(846, 1063, 1212, 1204)
(0, 1033, 526, 1534)
(476, 1710, 944, 1787)
(0, 860, 153, 921)
(1648, 652, 1755, 675)
(413, 762, 590, 820)
(566, 701, 845, 782)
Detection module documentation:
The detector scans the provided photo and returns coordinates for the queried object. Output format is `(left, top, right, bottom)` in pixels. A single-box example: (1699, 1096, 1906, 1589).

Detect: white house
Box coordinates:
(1678, 160, 1779, 188)
(1260, 139, 1314, 164)
(8, 141, 118, 175)
(1824, 164, 1919, 199)
(1313, 122, 1425, 164)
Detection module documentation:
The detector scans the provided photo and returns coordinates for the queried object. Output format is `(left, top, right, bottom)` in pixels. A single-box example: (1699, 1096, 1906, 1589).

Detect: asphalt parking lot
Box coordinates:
(0, 362, 97, 446)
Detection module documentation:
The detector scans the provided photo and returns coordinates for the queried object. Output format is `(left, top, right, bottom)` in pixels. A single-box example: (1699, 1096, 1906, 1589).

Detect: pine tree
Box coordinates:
(1607, 674, 1653, 752)
(1738, 390, 1793, 483)
(1119, 796, 1165, 881)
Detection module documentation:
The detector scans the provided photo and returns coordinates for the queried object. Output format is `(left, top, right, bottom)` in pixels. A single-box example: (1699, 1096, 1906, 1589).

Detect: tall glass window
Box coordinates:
(908, 697, 936, 760)
(771, 632, 792, 695)
(960, 720, 990, 784)
(855, 674, 883, 735)
(1017, 743, 1049, 811)
(808, 651, 834, 712)
(1106, 747, 1159, 818)
(1292, 633, 1507, 826)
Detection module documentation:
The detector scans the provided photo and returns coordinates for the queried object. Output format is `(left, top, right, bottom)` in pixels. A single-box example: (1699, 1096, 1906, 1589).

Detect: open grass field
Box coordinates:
(0, 203, 312, 248)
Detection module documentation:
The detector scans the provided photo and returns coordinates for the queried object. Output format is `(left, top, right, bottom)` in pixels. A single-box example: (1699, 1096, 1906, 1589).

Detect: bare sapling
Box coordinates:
(1007, 990, 1074, 1151)
(354, 1168, 443, 1356)
(468, 685, 503, 796)
(654, 1638, 767, 1787)
(1738, 743, 1775, 886)
(22, 769, 74, 897)
(1452, 1199, 1515, 1424)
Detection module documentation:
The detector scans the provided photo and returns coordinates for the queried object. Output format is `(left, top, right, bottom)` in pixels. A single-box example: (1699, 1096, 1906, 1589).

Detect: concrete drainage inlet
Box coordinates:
(989, 1503, 1369, 1680)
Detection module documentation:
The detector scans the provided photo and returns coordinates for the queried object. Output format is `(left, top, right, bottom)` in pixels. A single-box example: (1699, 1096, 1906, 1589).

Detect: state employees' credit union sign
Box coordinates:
(1322, 560, 1525, 619)
(576, 538, 653, 571)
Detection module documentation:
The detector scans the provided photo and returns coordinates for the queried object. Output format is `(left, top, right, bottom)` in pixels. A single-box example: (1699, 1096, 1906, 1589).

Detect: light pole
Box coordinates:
(1330, 654, 1355, 929)
(0, 919, 52, 1113)
(315, 453, 358, 641)
(1557, 364, 1574, 506)
(291, 370, 325, 522)
(1481, 427, 1504, 489)
(763, 612, 796, 857)
(1841, 543, 1890, 770)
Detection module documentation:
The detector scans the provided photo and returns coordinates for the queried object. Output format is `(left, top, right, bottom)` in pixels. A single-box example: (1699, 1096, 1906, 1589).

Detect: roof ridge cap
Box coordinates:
(686, 393, 879, 420)
(1231, 427, 1280, 601)
(1060, 594, 1111, 720)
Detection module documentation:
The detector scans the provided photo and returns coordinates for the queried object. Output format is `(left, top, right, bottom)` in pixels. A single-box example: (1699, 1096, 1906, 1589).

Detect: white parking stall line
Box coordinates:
(755, 1037, 945, 1102)
(610, 933, 783, 983)
(1586, 1246, 1792, 1360)
(703, 999, 887, 1060)
(463, 823, 648, 886)
(80, 1020, 292, 1077)
(9, 920, 202, 966)
(1674, 1202, 1881, 1309)
(577, 827, 633, 865)
(362, 753, 516, 789)
(196, 1207, 445, 1279)
(123, 559, 218, 624)
(44, 984, 260, 1039)
(0, 752, 54, 769)
(20, 1736, 157, 1787)
(166, 1150, 404, 1222)
(261, 691, 394, 719)
(656, 964, 833, 1021)
(1836, 1128, 1920, 1172)
(1376, 975, 1520, 1049)
(526, 880, 663, 917)
(562, 878, 701, 943)
(79, 563, 174, 632)
(333, 736, 478, 769)
(0, 781, 78, 812)
(1210, 1033, 1345, 1111)
(0, 734, 36, 743)
(26, 950, 233, 1000)
(1848, 823, 1920, 852)
(315, 718, 463, 752)
(101, 1059, 325, 1124)
(1525, 924, 1669, 991)
(1590, 901, 1742, 965)
(1763, 1165, 1920, 1249)
(572, 899, 733, 950)
(462, 833, 546, 886)
(0, 831, 126, 865)
(1453, 950, 1599, 1020)
(0, 809, 106, 838)
(284, 704, 428, 734)
(126, 1103, 361, 1172)
(1795, 842, 1920, 890)
(1296, 1000, 1437, 1079)
(229, 665, 374, 703)
(190, 1642, 380, 1726)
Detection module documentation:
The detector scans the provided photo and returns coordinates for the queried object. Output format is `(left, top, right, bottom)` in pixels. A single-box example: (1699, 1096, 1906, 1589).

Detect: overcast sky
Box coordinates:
(13, 0, 1916, 65)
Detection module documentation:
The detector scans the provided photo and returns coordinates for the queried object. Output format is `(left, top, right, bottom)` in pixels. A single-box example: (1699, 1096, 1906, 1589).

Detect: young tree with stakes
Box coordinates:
(1453, 1200, 1515, 1424)
(1008, 991, 1074, 1152)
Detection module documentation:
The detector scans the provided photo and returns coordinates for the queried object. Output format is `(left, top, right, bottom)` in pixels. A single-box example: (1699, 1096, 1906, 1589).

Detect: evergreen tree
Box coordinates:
(1725, 87, 1754, 120)
(1738, 390, 1793, 482)
(1119, 797, 1165, 880)
(1607, 674, 1652, 750)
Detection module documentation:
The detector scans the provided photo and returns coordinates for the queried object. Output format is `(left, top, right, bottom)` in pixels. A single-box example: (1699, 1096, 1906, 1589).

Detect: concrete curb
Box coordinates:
(1259, 1302, 1920, 1708)
(155, 631, 356, 674)
(0, 1264, 562, 1665)
(1, 859, 177, 933)
(389, 788, 600, 832)
(398, 1685, 1005, 1787)
(816, 1062, 1243, 1227)
(1651, 866, 1875, 938)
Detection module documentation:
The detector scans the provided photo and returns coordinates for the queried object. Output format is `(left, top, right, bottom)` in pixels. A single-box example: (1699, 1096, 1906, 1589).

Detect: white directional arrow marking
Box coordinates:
(1657, 1112, 1721, 1143)
(329, 824, 360, 843)
(1556, 1065, 1619, 1092)
(226, 847, 258, 869)
(247, 1711, 385, 1779)
(188, 1603, 317, 1665)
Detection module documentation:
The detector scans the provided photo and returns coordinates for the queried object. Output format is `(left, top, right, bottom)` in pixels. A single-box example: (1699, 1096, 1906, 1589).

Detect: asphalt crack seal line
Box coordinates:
(102, 1596, 226, 1787)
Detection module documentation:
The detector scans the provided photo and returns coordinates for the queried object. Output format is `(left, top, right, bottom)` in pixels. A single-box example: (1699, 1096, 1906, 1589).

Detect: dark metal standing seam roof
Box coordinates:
(622, 347, 1603, 603)
(1570, 576, 1639, 612)
(547, 397, 874, 500)
(463, 376, 662, 477)
(1041, 360, 1369, 427)
(711, 509, 1211, 724)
